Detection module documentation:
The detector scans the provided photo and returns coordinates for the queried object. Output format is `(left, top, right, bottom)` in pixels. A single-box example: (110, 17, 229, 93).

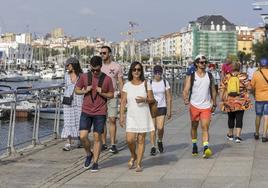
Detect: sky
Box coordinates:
(0, 0, 267, 42)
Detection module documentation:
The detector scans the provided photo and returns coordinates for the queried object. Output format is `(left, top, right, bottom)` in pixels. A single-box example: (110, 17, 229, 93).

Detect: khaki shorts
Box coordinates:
(107, 98, 119, 118)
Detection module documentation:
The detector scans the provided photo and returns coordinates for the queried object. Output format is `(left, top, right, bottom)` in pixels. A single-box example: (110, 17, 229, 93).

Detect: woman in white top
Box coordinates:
(120, 61, 155, 172)
(149, 65, 172, 156)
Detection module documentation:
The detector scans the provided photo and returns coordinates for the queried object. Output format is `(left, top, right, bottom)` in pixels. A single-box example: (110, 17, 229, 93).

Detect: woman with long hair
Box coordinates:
(120, 61, 155, 172)
(62, 57, 83, 151)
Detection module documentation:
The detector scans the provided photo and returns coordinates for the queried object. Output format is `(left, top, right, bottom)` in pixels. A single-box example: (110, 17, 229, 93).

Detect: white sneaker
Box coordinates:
(63, 143, 71, 151)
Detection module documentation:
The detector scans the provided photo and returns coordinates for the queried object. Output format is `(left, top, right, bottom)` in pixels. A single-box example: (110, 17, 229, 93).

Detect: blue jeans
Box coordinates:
(255, 101, 268, 116)
(79, 112, 106, 134)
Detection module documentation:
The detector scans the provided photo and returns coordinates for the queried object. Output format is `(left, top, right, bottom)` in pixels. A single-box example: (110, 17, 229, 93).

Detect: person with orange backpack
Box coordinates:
(220, 62, 252, 143)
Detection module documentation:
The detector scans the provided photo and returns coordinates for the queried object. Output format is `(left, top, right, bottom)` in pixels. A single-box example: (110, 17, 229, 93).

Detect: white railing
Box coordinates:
(0, 84, 64, 157)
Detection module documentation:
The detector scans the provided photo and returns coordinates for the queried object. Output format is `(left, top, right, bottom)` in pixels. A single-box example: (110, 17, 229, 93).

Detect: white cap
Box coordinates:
(195, 54, 206, 61)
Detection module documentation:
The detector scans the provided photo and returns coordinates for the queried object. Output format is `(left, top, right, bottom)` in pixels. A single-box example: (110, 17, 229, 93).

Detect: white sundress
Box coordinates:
(123, 81, 155, 133)
(61, 74, 83, 138)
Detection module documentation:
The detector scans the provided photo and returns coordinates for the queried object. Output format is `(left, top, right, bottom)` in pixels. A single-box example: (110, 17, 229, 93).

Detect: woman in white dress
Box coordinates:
(120, 61, 155, 172)
(62, 57, 83, 151)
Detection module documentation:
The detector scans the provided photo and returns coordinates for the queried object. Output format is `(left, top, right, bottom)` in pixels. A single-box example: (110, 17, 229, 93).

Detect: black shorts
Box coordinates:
(156, 107, 167, 117)
(79, 112, 106, 134)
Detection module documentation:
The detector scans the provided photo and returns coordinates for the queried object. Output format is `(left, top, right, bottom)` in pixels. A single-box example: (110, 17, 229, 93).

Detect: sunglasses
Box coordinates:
(198, 61, 207, 65)
(154, 71, 162, 75)
(91, 68, 101, 73)
(100, 52, 107, 55)
(132, 68, 141, 72)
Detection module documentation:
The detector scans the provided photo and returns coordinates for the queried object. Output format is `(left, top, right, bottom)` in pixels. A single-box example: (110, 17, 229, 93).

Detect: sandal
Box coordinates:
(128, 158, 136, 169)
(135, 165, 143, 172)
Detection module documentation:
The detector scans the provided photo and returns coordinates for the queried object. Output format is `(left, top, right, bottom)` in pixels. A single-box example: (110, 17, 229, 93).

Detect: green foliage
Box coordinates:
(253, 41, 268, 62)
(227, 54, 238, 62)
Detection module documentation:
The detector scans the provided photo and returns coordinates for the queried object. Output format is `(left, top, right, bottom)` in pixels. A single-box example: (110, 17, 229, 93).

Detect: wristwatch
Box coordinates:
(213, 104, 217, 107)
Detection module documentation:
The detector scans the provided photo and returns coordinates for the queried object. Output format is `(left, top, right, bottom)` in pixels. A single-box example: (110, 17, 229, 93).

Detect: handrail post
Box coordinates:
(7, 102, 14, 156)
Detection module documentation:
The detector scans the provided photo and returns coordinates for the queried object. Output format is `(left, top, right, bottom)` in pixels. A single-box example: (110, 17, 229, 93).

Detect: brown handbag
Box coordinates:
(144, 81, 158, 118)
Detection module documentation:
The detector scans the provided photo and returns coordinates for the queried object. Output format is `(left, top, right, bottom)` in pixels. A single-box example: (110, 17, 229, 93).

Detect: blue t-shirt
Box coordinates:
(186, 64, 196, 75)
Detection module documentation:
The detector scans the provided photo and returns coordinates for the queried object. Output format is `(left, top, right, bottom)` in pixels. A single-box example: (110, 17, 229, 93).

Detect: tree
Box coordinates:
(253, 41, 268, 62)
(141, 55, 150, 62)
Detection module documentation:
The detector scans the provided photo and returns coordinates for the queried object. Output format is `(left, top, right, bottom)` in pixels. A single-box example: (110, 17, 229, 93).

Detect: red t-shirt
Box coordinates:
(76, 72, 114, 115)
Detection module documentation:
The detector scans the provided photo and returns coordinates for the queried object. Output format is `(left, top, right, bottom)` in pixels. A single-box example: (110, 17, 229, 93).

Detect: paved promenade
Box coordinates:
(0, 97, 268, 188)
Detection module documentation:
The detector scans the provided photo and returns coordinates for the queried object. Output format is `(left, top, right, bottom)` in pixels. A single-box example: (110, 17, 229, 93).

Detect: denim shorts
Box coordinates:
(255, 101, 268, 116)
(79, 112, 106, 134)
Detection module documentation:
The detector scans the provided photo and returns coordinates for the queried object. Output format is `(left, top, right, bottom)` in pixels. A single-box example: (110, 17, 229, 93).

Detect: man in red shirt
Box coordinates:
(75, 56, 114, 172)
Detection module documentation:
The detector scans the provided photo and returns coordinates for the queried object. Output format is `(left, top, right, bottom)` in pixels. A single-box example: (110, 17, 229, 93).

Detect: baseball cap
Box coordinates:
(65, 57, 79, 66)
(195, 54, 206, 61)
(153, 65, 163, 74)
(260, 58, 268, 67)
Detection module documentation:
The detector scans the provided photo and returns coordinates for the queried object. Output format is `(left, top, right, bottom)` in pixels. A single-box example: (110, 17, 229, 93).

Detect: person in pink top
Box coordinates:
(100, 46, 124, 154)
(221, 58, 233, 78)
(75, 56, 114, 172)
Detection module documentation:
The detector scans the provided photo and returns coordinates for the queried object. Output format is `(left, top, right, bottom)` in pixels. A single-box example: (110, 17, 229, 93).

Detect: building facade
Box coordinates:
(181, 15, 237, 62)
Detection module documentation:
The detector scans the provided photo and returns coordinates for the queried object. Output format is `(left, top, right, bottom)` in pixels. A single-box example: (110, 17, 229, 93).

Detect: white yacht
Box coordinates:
(40, 69, 55, 80)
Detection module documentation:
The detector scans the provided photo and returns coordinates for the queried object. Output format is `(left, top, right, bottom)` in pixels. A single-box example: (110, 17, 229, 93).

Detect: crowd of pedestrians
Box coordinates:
(61, 46, 268, 173)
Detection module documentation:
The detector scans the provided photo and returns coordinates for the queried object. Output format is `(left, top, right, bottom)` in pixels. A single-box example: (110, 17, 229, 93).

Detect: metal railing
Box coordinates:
(0, 84, 64, 157)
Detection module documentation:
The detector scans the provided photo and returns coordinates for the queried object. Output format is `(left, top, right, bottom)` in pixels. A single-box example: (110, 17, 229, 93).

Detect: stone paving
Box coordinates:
(0, 97, 268, 188)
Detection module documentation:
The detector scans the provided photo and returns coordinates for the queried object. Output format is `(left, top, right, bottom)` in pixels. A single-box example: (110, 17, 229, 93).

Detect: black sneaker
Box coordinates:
(91, 163, 98, 172)
(254, 133, 259, 140)
(150, 147, 157, 156)
(235, 137, 242, 143)
(262, 136, 268, 142)
(101, 144, 108, 151)
(84, 152, 93, 169)
(109, 145, 118, 154)
(192, 144, 198, 156)
(227, 134, 234, 141)
(157, 141, 164, 153)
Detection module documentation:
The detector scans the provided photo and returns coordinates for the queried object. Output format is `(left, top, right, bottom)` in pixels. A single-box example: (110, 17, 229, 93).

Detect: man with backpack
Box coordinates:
(251, 58, 268, 142)
(75, 56, 114, 172)
(183, 55, 217, 158)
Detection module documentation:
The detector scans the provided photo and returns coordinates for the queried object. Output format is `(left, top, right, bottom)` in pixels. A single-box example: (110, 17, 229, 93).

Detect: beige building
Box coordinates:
(252, 27, 266, 44)
(0, 33, 16, 43)
(151, 32, 181, 62)
(236, 26, 254, 54)
(69, 38, 90, 49)
(51, 28, 64, 38)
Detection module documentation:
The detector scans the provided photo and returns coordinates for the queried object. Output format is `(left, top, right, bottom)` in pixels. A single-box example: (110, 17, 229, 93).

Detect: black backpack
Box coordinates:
(87, 71, 107, 102)
(189, 72, 213, 100)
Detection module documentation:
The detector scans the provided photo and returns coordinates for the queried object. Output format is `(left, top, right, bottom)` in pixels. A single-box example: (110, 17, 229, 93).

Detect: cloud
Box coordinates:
(79, 7, 96, 16)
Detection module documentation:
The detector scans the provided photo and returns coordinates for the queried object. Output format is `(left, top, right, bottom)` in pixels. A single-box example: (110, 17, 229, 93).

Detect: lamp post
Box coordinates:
(261, 14, 268, 40)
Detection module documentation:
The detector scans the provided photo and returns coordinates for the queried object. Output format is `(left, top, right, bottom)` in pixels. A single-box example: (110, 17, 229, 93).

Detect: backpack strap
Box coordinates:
(189, 73, 195, 100)
(163, 79, 167, 88)
(87, 71, 107, 102)
(98, 72, 106, 87)
(260, 69, 268, 84)
(87, 71, 92, 86)
(207, 72, 213, 98)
